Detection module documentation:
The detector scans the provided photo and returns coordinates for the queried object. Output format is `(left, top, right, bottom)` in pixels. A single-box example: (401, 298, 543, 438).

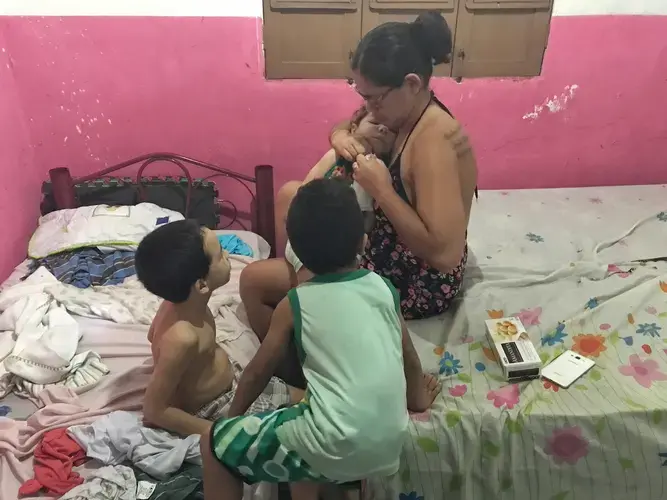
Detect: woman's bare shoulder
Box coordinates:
(415, 107, 471, 158)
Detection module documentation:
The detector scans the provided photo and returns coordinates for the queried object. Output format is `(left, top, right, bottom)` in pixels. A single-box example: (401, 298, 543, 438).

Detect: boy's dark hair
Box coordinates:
(135, 219, 210, 303)
(286, 178, 365, 275)
(351, 11, 452, 88)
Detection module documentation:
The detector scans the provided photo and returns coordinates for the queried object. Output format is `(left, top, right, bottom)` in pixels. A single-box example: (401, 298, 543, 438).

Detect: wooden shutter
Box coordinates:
(270, 0, 359, 9)
(465, 0, 551, 9)
(451, 0, 553, 78)
(362, 0, 458, 77)
(264, 0, 362, 79)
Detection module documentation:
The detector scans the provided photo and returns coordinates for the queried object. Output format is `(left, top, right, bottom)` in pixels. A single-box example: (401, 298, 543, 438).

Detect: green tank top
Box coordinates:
(276, 269, 408, 481)
(324, 157, 354, 180)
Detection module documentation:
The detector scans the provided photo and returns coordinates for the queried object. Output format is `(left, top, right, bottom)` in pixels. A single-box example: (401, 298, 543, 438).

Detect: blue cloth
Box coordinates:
(218, 234, 253, 257)
(29, 248, 136, 288)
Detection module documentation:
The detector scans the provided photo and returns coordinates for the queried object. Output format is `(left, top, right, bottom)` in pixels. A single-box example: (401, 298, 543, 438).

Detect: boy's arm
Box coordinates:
(401, 318, 432, 412)
(143, 328, 212, 436)
(227, 298, 293, 417)
(302, 149, 338, 184)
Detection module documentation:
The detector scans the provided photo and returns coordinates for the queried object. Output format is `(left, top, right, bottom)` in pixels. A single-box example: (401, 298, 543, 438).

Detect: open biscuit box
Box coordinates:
(484, 317, 542, 382)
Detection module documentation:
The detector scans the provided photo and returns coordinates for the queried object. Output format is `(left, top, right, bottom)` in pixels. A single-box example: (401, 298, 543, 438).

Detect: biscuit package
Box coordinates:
(484, 317, 541, 382)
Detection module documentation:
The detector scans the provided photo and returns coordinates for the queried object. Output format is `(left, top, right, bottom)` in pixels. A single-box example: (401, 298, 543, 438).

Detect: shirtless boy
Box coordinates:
(135, 220, 302, 437)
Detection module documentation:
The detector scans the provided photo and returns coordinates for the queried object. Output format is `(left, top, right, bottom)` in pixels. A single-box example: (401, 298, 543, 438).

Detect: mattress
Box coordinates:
(366, 184, 667, 500)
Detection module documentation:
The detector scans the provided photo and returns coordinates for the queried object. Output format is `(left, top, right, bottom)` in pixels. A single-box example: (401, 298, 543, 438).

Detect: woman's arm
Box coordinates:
(370, 127, 467, 273)
(330, 121, 366, 161)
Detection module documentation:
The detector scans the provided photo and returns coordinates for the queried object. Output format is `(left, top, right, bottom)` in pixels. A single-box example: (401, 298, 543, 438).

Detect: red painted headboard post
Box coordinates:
(254, 165, 276, 258)
(49, 167, 76, 209)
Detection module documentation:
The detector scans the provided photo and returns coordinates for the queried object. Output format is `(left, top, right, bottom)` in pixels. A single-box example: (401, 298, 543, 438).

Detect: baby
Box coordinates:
(135, 220, 303, 437)
(285, 107, 395, 282)
(201, 178, 439, 500)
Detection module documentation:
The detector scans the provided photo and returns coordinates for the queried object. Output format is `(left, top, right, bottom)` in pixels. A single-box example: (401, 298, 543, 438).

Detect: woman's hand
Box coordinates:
(352, 154, 393, 199)
(331, 130, 366, 162)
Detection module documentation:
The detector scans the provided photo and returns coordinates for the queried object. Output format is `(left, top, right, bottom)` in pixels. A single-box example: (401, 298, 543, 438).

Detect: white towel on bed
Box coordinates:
(0, 267, 108, 399)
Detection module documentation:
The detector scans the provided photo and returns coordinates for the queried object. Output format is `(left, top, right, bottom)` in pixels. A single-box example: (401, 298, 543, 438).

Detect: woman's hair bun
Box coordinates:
(410, 11, 453, 66)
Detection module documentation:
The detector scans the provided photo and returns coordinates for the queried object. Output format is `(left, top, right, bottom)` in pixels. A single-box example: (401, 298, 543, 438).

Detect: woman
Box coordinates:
(335, 10, 478, 319)
(241, 11, 477, 380)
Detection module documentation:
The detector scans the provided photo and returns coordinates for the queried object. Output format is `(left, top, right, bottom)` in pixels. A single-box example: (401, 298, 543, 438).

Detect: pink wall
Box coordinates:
(1, 14, 667, 277)
(0, 27, 38, 278)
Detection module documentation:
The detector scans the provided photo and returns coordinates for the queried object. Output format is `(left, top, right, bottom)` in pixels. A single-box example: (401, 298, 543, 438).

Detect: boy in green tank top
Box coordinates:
(201, 178, 440, 500)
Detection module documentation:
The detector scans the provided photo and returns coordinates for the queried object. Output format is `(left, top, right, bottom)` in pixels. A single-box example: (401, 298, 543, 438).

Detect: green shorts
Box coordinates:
(209, 402, 330, 485)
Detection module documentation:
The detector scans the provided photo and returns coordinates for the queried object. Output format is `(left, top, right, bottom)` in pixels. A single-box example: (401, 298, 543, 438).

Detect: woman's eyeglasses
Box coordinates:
(347, 79, 395, 105)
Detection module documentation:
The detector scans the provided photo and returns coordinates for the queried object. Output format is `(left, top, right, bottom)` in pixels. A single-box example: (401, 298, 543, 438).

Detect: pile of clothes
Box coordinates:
(20, 412, 204, 500)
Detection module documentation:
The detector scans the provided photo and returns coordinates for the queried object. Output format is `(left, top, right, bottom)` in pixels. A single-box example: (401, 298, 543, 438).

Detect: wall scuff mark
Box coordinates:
(523, 84, 579, 120)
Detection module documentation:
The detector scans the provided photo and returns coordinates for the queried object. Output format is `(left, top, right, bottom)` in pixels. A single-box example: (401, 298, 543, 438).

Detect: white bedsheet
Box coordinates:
(466, 184, 667, 274)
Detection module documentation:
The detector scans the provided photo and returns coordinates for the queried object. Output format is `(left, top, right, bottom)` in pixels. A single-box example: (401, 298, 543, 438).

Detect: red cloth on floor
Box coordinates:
(18, 427, 88, 497)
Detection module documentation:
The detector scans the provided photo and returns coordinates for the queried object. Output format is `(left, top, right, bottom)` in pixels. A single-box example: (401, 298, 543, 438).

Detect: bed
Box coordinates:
(0, 153, 278, 499)
(368, 185, 667, 500)
(2, 162, 666, 500)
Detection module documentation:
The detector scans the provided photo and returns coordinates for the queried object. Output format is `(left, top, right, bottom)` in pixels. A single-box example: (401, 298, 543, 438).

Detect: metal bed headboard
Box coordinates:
(43, 153, 276, 257)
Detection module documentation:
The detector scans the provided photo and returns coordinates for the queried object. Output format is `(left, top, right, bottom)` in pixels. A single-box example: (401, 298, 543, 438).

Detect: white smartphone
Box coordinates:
(541, 350, 596, 389)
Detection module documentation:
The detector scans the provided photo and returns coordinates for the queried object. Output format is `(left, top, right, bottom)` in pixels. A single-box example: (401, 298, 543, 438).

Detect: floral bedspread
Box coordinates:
(366, 185, 667, 500)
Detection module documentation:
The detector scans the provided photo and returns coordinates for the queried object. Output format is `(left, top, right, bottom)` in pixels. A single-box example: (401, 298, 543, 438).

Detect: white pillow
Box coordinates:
(28, 203, 184, 259)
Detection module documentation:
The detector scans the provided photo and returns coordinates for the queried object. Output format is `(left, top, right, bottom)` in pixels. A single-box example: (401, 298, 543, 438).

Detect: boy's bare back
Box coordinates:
(146, 302, 234, 415)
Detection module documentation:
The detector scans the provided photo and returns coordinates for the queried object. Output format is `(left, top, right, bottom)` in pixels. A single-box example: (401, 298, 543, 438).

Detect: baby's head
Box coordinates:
(287, 178, 366, 275)
(349, 107, 396, 156)
(136, 219, 231, 303)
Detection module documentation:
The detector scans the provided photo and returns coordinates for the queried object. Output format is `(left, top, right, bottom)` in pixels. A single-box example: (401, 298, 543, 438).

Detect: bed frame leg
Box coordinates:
(49, 167, 76, 210)
(254, 164, 276, 258)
